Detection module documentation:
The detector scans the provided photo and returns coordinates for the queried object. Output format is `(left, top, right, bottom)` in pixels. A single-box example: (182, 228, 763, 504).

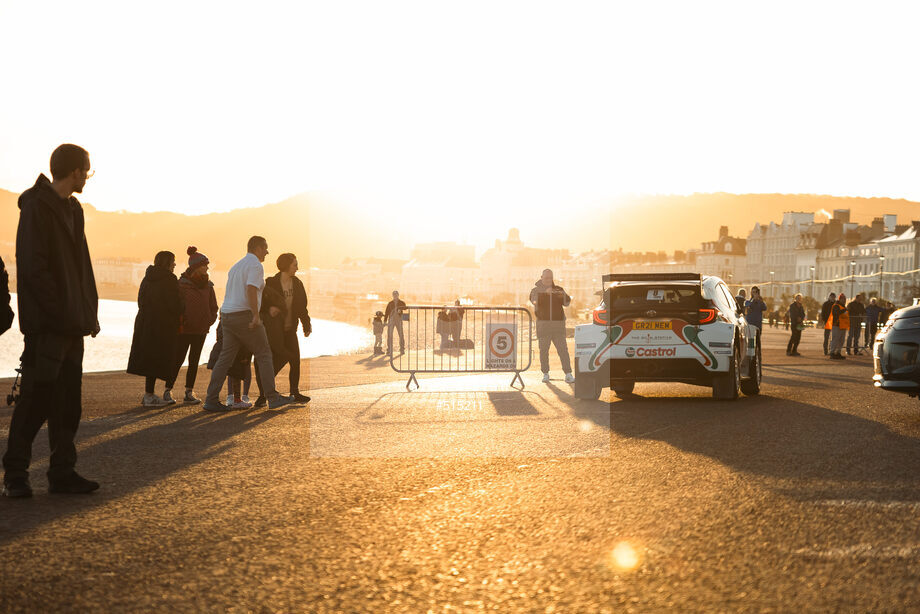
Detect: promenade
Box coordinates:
(1, 327, 919, 612)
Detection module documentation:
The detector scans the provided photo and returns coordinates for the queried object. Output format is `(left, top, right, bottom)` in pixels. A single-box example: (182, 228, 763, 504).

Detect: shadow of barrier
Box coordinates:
(388, 306, 533, 390)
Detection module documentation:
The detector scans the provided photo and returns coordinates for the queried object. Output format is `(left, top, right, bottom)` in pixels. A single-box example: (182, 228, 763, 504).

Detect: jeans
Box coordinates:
(536, 320, 571, 374)
(830, 327, 847, 355)
(206, 311, 278, 404)
(3, 333, 84, 482)
(823, 328, 831, 354)
(387, 317, 405, 353)
(167, 333, 207, 390)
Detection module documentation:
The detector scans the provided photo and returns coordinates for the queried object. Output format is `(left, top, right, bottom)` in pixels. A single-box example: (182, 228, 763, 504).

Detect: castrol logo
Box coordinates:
(634, 347, 677, 358)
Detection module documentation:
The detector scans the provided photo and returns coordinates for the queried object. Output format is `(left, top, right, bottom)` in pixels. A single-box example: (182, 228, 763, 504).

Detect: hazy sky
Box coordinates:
(1, 1, 918, 226)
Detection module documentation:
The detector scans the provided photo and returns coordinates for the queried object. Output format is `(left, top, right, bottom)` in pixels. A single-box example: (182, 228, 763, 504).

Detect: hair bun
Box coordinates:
(187, 246, 197, 256)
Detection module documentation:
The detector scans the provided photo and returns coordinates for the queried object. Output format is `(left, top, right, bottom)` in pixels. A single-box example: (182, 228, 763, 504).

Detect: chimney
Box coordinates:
(719, 226, 729, 239)
(833, 209, 851, 224)
(871, 217, 885, 238)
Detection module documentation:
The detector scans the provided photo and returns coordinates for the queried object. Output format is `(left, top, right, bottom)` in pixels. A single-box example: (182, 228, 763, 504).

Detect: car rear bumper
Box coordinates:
(593, 358, 716, 384)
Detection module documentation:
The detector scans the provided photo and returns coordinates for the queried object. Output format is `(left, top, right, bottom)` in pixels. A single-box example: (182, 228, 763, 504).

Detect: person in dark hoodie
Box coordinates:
(529, 268, 574, 384)
(254, 253, 311, 406)
(165, 247, 218, 404)
(127, 251, 182, 407)
(3, 144, 100, 498)
(818, 292, 836, 355)
(0, 256, 13, 336)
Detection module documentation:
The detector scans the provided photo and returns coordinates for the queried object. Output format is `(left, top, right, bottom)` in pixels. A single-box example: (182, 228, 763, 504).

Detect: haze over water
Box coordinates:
(0, 295, 373, 379)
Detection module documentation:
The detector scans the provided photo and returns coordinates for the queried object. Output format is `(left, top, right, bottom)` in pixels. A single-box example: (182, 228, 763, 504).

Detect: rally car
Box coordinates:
(573, 273, 762, 400)
(872, 304, 920, 397)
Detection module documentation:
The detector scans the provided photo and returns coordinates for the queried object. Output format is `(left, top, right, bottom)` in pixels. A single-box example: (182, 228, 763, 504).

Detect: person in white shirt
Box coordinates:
(203, 236, 292, 411)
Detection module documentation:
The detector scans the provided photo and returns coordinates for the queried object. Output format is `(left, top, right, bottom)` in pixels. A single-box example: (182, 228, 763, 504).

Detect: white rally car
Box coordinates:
(573, 273, 762, 400)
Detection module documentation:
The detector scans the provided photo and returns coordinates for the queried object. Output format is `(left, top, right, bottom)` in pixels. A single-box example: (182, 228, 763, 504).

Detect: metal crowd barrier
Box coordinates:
(388, 306, 533, 390)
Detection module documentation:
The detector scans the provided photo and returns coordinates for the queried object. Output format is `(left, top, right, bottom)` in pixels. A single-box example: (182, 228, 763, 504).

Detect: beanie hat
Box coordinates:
(187, 246, 209, 268)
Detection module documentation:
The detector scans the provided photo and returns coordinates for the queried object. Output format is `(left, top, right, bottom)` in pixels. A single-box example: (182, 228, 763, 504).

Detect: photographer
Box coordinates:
(530, 268, 574, 384)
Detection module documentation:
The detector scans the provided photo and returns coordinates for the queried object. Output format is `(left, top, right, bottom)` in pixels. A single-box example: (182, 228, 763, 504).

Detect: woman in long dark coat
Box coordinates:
(127, 251, 181, 407)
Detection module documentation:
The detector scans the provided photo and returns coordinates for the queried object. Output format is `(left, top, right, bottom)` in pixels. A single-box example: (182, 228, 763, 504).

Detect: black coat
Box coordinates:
(0, 256, 13, 335)
(15, 174, 98, 336)
(789, 301, 805, 326)
(127, 265, 181, 379)
(260, 285, 297, 367)
(265, 273, 311, 334)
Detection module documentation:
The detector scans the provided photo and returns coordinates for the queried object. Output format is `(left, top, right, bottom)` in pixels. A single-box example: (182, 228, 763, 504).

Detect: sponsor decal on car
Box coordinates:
(576, 343, 597, 349)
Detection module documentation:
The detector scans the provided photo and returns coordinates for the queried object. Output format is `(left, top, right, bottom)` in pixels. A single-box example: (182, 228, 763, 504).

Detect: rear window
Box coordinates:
(607, 284, 702, 311)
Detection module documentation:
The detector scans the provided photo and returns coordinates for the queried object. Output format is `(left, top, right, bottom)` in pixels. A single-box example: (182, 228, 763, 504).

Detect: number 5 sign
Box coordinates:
(486, 323, 517, 370)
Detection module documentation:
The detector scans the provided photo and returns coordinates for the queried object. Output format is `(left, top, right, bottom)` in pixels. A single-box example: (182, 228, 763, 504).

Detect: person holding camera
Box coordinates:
(530, 268, 574, 384)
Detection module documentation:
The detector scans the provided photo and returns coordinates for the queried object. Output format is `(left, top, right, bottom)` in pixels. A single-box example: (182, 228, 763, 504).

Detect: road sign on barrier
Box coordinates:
(486, 323, 516, 370)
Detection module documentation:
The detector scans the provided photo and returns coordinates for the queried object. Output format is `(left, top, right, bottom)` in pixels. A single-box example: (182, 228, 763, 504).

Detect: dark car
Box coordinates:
(873, 304, 920, 397)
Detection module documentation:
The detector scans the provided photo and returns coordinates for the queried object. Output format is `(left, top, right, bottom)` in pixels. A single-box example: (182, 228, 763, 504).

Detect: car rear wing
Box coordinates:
(602, 273, 702, 284)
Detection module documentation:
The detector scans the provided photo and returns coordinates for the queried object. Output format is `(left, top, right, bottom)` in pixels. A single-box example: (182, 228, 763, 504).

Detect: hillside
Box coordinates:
(2, 188, 920, 268)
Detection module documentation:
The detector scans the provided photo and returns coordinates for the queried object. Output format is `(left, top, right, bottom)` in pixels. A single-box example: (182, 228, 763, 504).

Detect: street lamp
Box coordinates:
(879, 255, 885, 300)
(810, 265, 815, 300)
(850, 260, 856, 297)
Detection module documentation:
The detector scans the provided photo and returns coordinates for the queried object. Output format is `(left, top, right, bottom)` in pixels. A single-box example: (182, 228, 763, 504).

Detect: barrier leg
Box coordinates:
(510, 371, 525, 390)
(406, 372, 419, 391)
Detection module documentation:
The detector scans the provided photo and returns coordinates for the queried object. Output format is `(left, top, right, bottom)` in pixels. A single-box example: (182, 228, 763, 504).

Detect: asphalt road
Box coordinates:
(1, 326, 919, 612)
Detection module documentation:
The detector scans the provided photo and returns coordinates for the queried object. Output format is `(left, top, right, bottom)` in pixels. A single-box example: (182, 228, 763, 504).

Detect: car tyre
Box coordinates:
(740, 337, 762, 396)
(611, 381, 635, 398)
(574, 364, 603, 401)
(712, 344, 741, 401)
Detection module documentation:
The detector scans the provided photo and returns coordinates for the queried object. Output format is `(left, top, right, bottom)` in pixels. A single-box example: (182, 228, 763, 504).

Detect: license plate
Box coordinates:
(633, 321, 672, 330)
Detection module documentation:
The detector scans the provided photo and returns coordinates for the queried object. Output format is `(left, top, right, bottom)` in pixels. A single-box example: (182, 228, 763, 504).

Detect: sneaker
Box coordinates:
(2, 478, 32, 498)
(564, 373, 575, 384)
(162, 389, 177, 405)
(542, 373, 551, 383)
(791, 352, 802, 357)
(48, 472, 99, 494)
(231, 398, 253, 409)
(142, 393, 168, 407)
(203, 401, 232, 412)
(241, 395, 251, 405)
(225, 394, 235, 406)
(268, 395, 293, 409)
(254, 396, 267, 408)
(291, 392, 311, 403)
(183, 390, 201, 404)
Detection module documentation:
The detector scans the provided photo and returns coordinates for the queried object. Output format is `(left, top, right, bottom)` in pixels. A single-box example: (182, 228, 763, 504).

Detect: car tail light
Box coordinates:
(593, 308, 609, 325)
(698, 308, 717, 325)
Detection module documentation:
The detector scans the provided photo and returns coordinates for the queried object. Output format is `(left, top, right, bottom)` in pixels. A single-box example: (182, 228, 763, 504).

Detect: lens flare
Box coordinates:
(609, 541, 642, 571)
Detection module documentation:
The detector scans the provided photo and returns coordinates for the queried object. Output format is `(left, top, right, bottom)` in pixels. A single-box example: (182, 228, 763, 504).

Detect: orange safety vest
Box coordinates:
(825, 304, 849, 330)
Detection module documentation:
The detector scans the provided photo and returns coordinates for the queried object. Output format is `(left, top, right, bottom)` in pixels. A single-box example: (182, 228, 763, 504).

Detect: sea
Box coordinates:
(0, 295, 374, 379)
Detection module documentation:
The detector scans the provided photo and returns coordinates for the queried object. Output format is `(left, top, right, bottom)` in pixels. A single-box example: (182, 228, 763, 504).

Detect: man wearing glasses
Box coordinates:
(2, 144, 101, 498)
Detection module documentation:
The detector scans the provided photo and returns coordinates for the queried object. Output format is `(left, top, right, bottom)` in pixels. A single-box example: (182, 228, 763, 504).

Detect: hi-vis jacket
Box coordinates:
(826, 302, 850, 330)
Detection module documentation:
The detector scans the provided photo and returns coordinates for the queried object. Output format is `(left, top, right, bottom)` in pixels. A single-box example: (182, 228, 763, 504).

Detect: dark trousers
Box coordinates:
(3, 334, 84, 482)
(847, 317, 863, 352)
(255, 328, 301, 395)
(536, 320, 571, 374)
(865, 323, 878, 348)
(787, 328, 802, 353)
(167, 333, 207, 390)
(823, 328, 831, 354)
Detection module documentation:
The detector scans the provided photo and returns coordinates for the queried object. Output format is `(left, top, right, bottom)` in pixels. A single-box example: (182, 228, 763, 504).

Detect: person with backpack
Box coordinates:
(127, 251, 182, 406)
(827, 293, 850, 360)
(165, 247, 218, 404)
(818, 292, 836, 355)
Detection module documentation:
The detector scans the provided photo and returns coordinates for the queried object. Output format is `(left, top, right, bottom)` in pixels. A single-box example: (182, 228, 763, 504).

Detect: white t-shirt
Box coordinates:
(221, 253, 265, 314)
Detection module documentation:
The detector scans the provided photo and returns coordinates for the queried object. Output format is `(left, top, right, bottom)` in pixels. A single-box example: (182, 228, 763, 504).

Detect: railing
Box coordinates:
(387, 306, 533, 390)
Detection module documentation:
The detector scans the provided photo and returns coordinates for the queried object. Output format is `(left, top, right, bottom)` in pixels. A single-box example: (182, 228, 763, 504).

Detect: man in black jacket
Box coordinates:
(846, 294, 866, 355)
(0, 256, 13, 335)
(384, 291, 407, 355)
(2, 144, 100, 498)
(819, 292, 836, 356)
(786, 293, 805, 356)
(529, 269, 574, 384)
